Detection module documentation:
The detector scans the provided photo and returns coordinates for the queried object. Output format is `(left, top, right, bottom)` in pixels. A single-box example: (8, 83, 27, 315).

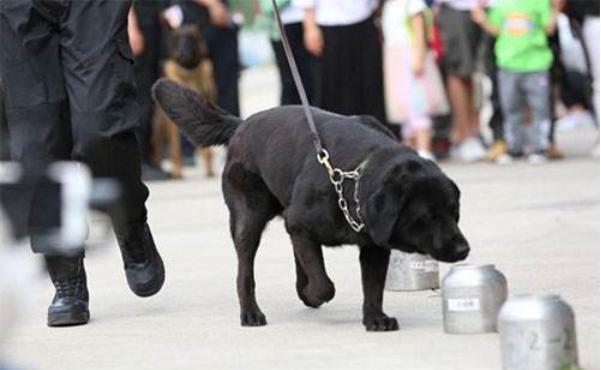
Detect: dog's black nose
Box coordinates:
(454, 243, 470, 260)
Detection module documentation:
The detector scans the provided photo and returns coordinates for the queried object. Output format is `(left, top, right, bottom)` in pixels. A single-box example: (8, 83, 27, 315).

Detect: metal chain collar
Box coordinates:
(317, 149, 366, 232)
(271, 0, 366, 233)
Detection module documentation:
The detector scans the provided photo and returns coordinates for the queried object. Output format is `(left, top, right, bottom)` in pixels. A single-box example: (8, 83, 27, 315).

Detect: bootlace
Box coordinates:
(56, 275, 83, 299)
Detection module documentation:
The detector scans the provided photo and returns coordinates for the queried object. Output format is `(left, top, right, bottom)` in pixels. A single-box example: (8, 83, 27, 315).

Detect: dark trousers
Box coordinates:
(203, 24, 240, 116)
(0, 0, 148, 252)
(271, 22, 315, 106)
(181, 23, 239, 157)
(134, 24, 163, 163)
(484, 36, 504, 142)
(133, 1, 167, 162)
(317, 17, 387, 125)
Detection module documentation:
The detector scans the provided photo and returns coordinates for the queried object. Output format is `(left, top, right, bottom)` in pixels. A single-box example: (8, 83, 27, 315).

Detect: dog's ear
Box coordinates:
(363, 160, 420, 246)
(364, 182, 402, 247)
(449, 179, 461, 222)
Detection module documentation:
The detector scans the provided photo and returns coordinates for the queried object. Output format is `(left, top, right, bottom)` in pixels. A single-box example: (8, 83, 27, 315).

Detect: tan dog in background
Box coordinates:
(152, 25, 216, 178)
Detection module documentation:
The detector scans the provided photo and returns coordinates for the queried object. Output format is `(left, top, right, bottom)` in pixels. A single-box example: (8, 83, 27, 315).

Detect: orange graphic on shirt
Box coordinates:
(504, 12, 533, 36)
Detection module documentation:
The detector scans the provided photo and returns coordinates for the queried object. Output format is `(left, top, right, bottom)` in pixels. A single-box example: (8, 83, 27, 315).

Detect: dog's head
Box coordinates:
(363, 152, 469, 263)
(168, 25, 208, 70)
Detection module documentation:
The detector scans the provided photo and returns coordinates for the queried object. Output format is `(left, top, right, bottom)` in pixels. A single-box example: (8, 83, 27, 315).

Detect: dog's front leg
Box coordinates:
(359, 246, 398, 332)
(290, 232, 335, 308)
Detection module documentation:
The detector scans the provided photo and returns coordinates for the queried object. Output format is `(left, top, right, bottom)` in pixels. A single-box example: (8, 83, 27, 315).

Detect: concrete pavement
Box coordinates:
(3, 65, 600, 370)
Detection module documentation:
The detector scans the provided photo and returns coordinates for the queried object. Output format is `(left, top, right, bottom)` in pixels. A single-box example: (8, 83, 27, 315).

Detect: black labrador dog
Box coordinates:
(153, 79, 470, 331)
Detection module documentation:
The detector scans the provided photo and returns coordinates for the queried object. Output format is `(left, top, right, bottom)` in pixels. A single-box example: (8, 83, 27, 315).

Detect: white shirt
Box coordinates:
(383, 0, 427, 45)
(281, 4, 305, 24)
(293, 0, 378, 26)
(436, 0, 477, 11)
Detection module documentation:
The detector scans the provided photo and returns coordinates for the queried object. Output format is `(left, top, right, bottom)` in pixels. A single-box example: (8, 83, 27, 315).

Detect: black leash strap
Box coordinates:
(271, 0, 325, 159)
(271, 0, 366, 232)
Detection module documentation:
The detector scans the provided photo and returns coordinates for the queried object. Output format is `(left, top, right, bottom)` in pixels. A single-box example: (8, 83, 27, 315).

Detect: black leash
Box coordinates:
(271, 0, 366, 232)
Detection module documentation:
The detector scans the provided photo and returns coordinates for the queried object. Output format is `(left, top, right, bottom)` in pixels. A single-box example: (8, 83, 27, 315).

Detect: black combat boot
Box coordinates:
(46, 256, 90, 327)
(114, 222, 165, 297)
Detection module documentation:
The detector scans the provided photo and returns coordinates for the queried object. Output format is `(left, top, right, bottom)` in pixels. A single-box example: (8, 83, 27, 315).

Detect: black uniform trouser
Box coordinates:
(0, 0, 149, 253)
(271, 22, 315, 106)
(182, 23, 239, 157)
(133, 1, 166, 163)
(203, 24, 240, 116)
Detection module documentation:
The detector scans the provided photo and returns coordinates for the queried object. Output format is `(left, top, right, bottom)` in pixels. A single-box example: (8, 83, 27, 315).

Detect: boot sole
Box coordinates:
(47, 311, 90, 327)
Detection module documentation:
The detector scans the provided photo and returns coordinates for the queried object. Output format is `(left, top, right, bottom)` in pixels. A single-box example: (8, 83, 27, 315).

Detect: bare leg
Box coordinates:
(167, 120, 182, 179)
(200, 147, 214, 178)
(359, 246, 398, 331)
(447, 75, 474, 143)
(415, 129, 432, 152)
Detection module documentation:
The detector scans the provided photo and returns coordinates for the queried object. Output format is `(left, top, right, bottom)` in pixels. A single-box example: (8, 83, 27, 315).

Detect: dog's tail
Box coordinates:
(151, 78, 242, 146)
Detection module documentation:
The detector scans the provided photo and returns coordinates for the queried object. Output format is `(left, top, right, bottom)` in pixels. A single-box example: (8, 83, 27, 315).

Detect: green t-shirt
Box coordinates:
(488, 0, 554, 72)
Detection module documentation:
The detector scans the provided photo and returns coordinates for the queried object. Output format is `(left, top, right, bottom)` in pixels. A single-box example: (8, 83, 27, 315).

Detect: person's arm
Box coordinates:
(471, 2, 501, 36)
(128, 6, 145, 56)
(544, 0, 562, 35)
(194, 0, 231, 27)
(302, 6, 324, 56)
(410, 12, 427, 76)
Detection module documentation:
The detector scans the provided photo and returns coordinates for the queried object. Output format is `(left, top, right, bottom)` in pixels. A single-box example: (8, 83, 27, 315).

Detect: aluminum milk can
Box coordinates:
(498, 294, 578, 370)
(442, 264, 508, 334)
(385, 251, 439, 291)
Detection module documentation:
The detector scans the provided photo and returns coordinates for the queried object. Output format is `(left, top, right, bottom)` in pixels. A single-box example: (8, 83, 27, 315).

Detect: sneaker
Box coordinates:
(528, 153, 547, 165)
(417, 150, 436, 161)
(46, 256, 90, 327)
(486, 140, 508, 161)
(556, 110, 596, 132)
(495, 153, 513, 165)
(115, 223, 165, 297)
(451, 137, 486, 163)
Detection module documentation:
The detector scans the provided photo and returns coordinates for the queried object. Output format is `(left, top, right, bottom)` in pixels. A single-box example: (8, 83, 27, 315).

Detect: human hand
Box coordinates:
(129, 26, 145, 56)
(304, 24, 324, 57)
(471, 4, 487, 25)
(413, 53, 425, 77)
(208, 1, 231, 27)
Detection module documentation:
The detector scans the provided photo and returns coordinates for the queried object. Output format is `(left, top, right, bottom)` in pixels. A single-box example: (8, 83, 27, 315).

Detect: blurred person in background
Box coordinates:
(295, 0, 387, 125)
(564, 0, 600, 157)
(383, 0, 448, 160)
(260, 0, 315, 106)
(0, 77, 8, 161)
(177, 0, 240, 115)
(473, 0, 559, 164)
(174, 0, 240, 166)
(0, 0, 165, 327)
(128, 1, 173, 181)
(436, 0, 486, 162)
(482, 34, 507, 162)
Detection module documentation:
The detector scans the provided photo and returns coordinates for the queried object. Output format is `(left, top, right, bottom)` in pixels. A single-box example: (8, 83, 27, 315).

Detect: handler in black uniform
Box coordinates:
(0, 0, 165, 326)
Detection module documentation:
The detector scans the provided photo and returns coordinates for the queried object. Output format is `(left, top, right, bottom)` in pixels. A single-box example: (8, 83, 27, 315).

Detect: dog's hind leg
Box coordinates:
(289, 233, 335, 308)
(359, 246, 399, 332)
(224, 168, 280, 327)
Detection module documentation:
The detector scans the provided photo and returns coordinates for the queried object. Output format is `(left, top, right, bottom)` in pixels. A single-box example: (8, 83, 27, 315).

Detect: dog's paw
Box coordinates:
(240, 309, 267, 327)
(301, 281, 335, 308)
(296, 281, 319, 308)
(363, 313, 399, 332)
